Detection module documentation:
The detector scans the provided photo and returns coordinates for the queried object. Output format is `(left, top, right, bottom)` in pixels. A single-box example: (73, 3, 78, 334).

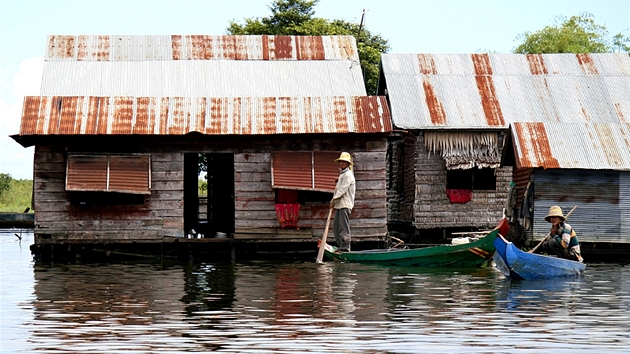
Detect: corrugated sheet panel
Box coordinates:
(381, 53, 630, 129)
(271, 151, 338, 192)
(66, 154, 151, 194)
(512, 122, 630, 170)
(40, 60, 367, 97)
(533, 170, 630, 243)
(20, 96, 392, 136)
(45, 35, 359, 61)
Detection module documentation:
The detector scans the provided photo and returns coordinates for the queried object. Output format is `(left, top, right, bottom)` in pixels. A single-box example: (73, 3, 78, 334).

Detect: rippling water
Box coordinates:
(1, 230, 629, 353)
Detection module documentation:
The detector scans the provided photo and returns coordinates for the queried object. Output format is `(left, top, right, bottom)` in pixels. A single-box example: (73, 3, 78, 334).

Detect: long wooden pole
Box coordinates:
(529, 205, 577, 253)
(316, 207, 334, 263)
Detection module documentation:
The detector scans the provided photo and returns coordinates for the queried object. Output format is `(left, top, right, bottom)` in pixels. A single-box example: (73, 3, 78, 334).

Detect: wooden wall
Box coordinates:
(386, 133, 416, 227)
(31, 135, 389, 245)
(33, 145, 184, 243)
(413, 133, 512, 230)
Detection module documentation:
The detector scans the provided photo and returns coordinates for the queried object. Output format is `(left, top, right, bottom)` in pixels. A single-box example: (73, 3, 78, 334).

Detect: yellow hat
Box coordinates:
(545, 205, 566, 222)
(334, 152, 353, 165)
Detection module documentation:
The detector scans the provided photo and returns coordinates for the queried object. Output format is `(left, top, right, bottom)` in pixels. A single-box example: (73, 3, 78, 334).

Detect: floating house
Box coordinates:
(379, 52, 630, 249)
(12, 35, 392, 258)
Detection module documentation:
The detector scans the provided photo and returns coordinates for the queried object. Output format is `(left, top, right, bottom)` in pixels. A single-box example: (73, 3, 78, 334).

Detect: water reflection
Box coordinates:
(1, 231, 628, 353)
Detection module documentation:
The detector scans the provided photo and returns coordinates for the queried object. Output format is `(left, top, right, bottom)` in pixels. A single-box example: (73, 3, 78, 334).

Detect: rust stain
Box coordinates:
(417, 54, 437, 74)
(262, 35, 270, 60)
(614, 103, 626, 123)
(97, 35, 110, 61)
(379, 96, 393, 131)
(274, 36, 293, 60)
(296, 36, 325, 60)
(190, 35, 213, 60)
(472, 53, 493, 75)
(209, 97, 225, 134)
(526, 54, 548, 75)
(332, 97, 349, 132)
(112, 97, 134, 134)
(262, 97, 277, 134)
(337, 36, 357, 60)
(48, 35, 76, 59)
(278, 97, 293, 133)
(20, 96, 41, 135)
(147, 97, 157, 134)
(58, 97, 78, 134)
(194, 97, 206, 132)
(311, 97, 324, 133)
(514, 122, 560, 169)
(169, 97, 186, 135)
(581, 106, 592, 121)
(135, 97, 150, 134)
(77, 36, 88, 61)
(472, 54, 504, 127)
(576, 53, 598, 74)
(422, 79, 446, 125)
(221, 35, 237, 60)
(73, 97, 85, 134)
(171, 35, 182, 60)
(303, 97, 313, 133)
(35, 96, 49, 135)
(233, 97, 243, 134)
(353, 96, 380, 132)
(96, 97, 109, 135)
(594, 124, 622, 168)
(48, 96, 62, 135)
(241, 97, 252, 135)
(85, 97, 99, 134)
(159, 97, 169, 134)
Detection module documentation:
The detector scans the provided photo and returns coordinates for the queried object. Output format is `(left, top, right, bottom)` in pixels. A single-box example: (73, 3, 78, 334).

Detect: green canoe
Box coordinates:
(323, 218, 509, 267)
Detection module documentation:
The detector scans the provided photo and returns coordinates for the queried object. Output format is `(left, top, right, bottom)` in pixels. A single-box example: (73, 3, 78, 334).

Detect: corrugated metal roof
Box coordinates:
(381, 53, 630, 129)
(40, 60, 366, 97)
(19, 95, 392, 136)
(46, 35, 359, 61)
(511, 122, 630, 170)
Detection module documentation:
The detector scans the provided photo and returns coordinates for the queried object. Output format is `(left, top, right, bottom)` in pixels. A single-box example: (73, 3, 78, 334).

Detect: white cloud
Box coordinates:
(0, 57, 44, 180)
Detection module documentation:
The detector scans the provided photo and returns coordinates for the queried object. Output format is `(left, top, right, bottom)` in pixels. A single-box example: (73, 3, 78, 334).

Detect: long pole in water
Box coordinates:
(316, 207, 334, 263)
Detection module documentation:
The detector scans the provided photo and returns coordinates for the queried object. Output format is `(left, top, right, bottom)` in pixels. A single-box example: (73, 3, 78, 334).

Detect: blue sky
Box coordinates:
(1, 0, 628, 179)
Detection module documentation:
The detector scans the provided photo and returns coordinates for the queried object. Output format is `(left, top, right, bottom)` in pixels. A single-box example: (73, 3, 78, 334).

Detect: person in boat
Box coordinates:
(330, 152, 356, 253)
(541, 205, 583, 262)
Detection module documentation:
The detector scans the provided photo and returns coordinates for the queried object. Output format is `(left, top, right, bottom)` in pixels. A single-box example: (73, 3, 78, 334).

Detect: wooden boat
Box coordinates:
(493, 234, 586, 280)
(322, 218, 509, 267)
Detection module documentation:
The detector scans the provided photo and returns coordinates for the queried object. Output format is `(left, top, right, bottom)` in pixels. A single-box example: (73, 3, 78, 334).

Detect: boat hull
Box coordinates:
(323, 218, 508, 267)
(493, 235, 586, 280)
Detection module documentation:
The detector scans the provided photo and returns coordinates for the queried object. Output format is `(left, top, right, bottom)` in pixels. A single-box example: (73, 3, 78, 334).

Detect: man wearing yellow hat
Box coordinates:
(541, 205, 583, 262)
(330, 152, 356, 253)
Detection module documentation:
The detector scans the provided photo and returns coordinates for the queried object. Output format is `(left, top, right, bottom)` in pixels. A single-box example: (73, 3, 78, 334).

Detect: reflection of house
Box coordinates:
(379, 53, 630, 249)
(13, 35, 392, 258)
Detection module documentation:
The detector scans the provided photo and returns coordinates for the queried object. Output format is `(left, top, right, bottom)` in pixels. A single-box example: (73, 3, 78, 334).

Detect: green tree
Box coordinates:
(0, 173, 11, 200)
(227, 0, 389, 94)
(514, 13, 630, 54)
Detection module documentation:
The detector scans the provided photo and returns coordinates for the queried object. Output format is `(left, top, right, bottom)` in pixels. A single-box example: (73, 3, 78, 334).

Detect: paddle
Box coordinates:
(529, 205, 577, 253)
(316, 207, 334, 263)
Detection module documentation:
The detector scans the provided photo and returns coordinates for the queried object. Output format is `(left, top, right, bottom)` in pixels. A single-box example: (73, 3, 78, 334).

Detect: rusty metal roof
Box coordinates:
(19, 96, 392, 136)
(511, 122, 630, 170)
(46, 35, 359, 61)
(40, 35, 366, 97)
(380, 53, 630, 129)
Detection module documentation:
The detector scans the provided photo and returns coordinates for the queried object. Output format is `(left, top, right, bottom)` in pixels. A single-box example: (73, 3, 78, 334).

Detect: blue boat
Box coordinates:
(493, 234, 586, 280)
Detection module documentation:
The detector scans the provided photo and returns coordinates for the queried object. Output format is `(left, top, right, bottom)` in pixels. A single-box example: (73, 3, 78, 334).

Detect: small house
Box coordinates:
(12, 35, 392, 259)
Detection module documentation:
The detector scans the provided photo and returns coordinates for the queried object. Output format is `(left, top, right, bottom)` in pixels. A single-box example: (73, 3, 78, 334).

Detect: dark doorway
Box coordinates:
(184, 153, 235, 238)
(206, 153, 235, 237)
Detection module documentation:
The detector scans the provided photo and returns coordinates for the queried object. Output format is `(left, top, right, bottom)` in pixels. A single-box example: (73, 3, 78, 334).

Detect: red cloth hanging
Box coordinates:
(446, 189, 472, 204)
(275, 203, 300, 228)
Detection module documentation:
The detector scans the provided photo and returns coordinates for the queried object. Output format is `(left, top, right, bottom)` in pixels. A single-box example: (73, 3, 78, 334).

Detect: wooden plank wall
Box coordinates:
(413, 133, 512, 230)
(33, 145, 184, 243)
(234, 139, 388, 241)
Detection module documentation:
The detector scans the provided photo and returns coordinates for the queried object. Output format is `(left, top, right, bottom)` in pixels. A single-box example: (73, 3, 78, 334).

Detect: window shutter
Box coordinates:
(313, 152, 339, 192)
(272, 152, 313, 190)
(109, 156, 151, 194)
(66, 154, 151, 194)
(66, 155, 108, 191)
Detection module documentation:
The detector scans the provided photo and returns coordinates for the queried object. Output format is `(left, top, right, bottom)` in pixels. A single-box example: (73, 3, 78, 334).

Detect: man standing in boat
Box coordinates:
(330, 152, 356, 253)
(541, 206, 583, 262)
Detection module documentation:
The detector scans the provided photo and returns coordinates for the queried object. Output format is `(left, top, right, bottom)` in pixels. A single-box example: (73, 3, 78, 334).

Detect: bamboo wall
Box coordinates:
(413, 133, 512, 230)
